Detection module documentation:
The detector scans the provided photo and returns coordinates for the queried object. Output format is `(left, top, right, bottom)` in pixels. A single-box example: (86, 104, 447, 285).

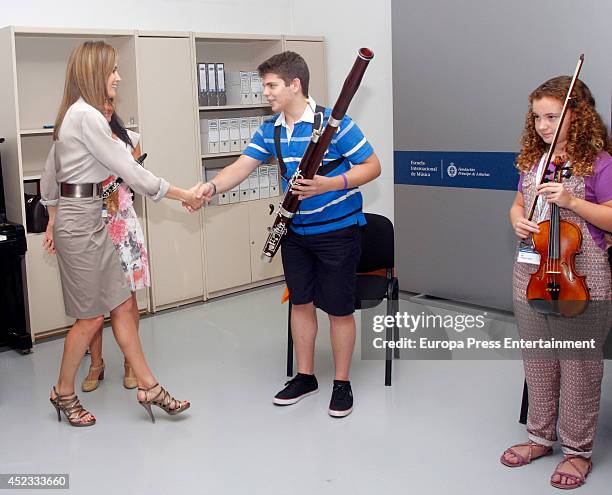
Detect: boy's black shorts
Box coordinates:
(281, 225, 361, 317)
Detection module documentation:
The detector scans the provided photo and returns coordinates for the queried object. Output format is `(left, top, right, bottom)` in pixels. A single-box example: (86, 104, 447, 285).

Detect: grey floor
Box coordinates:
(1, 284, 611, 495)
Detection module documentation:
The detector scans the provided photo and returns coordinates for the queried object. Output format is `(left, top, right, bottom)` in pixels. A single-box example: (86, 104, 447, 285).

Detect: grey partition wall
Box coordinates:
(392, 0, 612, 311)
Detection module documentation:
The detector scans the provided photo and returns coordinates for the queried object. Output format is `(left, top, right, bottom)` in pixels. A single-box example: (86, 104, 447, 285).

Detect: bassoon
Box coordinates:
(261, 47, 374, 262)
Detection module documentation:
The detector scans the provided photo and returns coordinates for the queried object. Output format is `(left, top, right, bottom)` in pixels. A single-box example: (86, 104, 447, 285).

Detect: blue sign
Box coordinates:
(394, 150, 520, 191)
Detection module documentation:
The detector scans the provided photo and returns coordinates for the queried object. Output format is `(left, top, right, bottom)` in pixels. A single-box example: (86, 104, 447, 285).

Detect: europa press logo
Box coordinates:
(447, 163, 457, 178)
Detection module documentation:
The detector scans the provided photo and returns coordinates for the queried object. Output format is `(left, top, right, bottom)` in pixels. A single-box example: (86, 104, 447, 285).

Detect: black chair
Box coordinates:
(286, 213, 400, 385)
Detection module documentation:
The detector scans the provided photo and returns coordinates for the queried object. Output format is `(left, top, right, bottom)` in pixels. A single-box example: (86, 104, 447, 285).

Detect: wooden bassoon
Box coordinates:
(261, 47, 374, 262)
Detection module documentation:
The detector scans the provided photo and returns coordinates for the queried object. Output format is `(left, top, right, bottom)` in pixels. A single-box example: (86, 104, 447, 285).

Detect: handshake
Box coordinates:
(181, 181, 216, 212)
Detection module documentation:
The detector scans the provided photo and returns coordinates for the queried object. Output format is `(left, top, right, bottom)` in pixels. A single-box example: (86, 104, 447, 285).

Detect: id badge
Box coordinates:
(102, 206, 108, 218)
(517, 242, 541, 265)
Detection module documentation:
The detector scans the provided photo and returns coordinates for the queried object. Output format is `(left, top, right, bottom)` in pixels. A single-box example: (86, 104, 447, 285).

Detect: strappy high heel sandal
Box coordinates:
(81, 360, 105, 392)
(137, 383, 190, 423)
(49, 386, 96, 427)
(123, 361, 137, 389)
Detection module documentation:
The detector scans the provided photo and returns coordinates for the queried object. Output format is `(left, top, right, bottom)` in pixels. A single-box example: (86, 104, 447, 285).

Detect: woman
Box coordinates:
(40, 41, 203, 426)
(44, 100, 148, 392)
(501, 76, 612, 489)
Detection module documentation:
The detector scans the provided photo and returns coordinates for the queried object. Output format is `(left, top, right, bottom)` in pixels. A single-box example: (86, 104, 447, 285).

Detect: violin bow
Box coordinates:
(526, 54, 584, 221)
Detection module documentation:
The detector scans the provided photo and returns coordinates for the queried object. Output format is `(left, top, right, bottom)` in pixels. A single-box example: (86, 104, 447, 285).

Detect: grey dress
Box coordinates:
(41, 98, 169, 319)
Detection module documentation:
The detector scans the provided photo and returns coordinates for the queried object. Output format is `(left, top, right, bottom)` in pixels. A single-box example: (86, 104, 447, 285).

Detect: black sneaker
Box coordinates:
(328, 380, 353, 417)
(273, 373, 319, 406)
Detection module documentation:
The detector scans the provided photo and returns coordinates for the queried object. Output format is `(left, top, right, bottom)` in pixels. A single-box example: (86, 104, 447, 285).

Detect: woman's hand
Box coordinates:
(291, 175, 336, 200)
(182, 182, 214, 212)
(513, 216, 540, 239)
(537, 182, 575, 209)
(42, 222, 56, 254)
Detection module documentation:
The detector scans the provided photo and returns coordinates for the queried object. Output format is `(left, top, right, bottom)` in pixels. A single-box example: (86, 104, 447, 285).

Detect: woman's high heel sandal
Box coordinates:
(49, 386, 96, 427)
(123, 361, 137, 389)
(81, 360, 105, 392)
(138, 383, 190, 423)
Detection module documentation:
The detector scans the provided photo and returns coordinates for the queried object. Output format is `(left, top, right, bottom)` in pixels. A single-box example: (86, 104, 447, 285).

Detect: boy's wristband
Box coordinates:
(341, 173, 348, 189)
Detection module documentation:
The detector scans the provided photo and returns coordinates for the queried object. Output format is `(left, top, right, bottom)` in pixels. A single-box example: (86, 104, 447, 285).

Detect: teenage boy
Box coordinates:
(198, 51, 380, 417)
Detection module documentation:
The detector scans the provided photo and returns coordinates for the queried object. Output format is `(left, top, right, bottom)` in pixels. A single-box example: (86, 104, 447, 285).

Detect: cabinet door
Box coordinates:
(25, 235, 74, 335)
(203, 203, 251, 293)
(283, 40, 327, 106)
(137, 36, 205, 308)
(249, 199, 284, 282)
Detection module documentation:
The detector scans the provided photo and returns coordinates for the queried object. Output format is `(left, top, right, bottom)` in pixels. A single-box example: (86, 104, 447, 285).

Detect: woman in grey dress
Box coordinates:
(41, 41, 202, 426)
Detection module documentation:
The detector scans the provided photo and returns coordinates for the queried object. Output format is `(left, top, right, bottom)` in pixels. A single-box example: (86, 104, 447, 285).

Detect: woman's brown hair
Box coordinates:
(516, 76, 611, 176)
(53, 41, 117, 140)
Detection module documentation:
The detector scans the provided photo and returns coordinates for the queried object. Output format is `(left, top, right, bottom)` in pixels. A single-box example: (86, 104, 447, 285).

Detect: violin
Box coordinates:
(526, 159, 589, 316)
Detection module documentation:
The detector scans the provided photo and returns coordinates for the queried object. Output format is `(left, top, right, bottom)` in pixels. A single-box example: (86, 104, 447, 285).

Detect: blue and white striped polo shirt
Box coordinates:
(243, 99, 374, 235)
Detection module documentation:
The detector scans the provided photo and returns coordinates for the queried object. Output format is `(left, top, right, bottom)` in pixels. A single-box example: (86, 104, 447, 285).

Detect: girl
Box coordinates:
(41, 41, 202, 426)
(501, 76, 612, 489)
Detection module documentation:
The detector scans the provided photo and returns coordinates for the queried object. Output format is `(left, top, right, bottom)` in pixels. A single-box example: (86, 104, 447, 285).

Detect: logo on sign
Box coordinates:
(447, 164, 457, 177)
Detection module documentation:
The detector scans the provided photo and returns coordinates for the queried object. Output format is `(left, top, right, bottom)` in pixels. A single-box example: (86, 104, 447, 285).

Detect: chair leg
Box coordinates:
(519, 379, 528, 425)
(385, 296, 393, 386)
(392, 279, 400, 359)
(287, 301, 294, 377)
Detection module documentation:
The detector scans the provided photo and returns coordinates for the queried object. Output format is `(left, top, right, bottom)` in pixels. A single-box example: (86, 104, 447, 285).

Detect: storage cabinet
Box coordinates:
(136, 34, 205, 310)
(203, 198, 284, 295)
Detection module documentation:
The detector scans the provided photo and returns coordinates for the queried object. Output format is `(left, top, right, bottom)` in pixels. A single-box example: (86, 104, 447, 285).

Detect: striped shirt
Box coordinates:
(243, 99, 374, 235)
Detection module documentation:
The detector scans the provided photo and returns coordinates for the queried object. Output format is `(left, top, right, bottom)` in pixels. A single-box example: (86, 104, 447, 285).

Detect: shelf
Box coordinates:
(20, 128, 54, 136)
(202, 151, 243, 159)
(199, 104, 270, 111)
(23, 174, 41, 181)
(20, 123, 138, 136)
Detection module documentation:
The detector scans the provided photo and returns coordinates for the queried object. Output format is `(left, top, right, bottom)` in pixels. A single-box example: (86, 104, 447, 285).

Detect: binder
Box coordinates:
(249, 169, 260, 200)
(202, 119, 219, 154)
(205, 168, 220, 206)
(229, 118, 241, 152)
(250, 71, 262, 104)
(218, 118, 230, 153)
(218, 190, 229, 205)
(229, 183, 240, 203)
(249, 116, 261, 140)
(216, 63, 227, 106)
(269, 164, 279, 196)
(226, 71, 242, 105)
(197, 63, 209, 106)
(240, 71, 251, 105)
(258, 165, 270, 198)
(207, 63, 218, 106)
(239, 178, 250, 202)
(239, 117, 251, 150)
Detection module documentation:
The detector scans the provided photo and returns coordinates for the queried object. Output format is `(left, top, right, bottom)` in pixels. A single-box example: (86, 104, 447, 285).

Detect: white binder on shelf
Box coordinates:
(250, 71, 262, 104)
(218, 119, 230, 153)
(239, 178, 250, 202)
(229, 118, 241, 152)
(226, 72, 242, 105)
(197, 63, 208, 106)
(249, 116, 261, 140)
(216, 63, 226, 106)
(239, 117, 250, 150)
(205, 168, 220, 206)
(201, 119, 219, 154)
(269, 164, 279, 196)
(207, 63, 218, 106)
(240, 71, 251, 105)
(258, 165, 270, 198)
(249, 169, 260, 200)
(229, 183, 240, 204)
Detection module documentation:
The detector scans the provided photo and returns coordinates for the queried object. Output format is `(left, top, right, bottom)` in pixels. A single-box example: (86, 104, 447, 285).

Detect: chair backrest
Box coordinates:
(358, 213, 394, 273)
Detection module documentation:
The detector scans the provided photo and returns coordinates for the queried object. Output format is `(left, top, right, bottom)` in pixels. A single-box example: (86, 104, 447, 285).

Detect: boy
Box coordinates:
(199, 51, 380, 417)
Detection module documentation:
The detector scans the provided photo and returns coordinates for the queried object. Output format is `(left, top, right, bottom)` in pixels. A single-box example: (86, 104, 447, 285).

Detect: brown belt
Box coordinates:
(60, 182, 103, 199)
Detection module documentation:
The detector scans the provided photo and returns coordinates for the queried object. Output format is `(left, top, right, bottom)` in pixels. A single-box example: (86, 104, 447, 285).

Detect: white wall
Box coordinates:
(0, 0, 394, 222)
(290, 0, 394, 223)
